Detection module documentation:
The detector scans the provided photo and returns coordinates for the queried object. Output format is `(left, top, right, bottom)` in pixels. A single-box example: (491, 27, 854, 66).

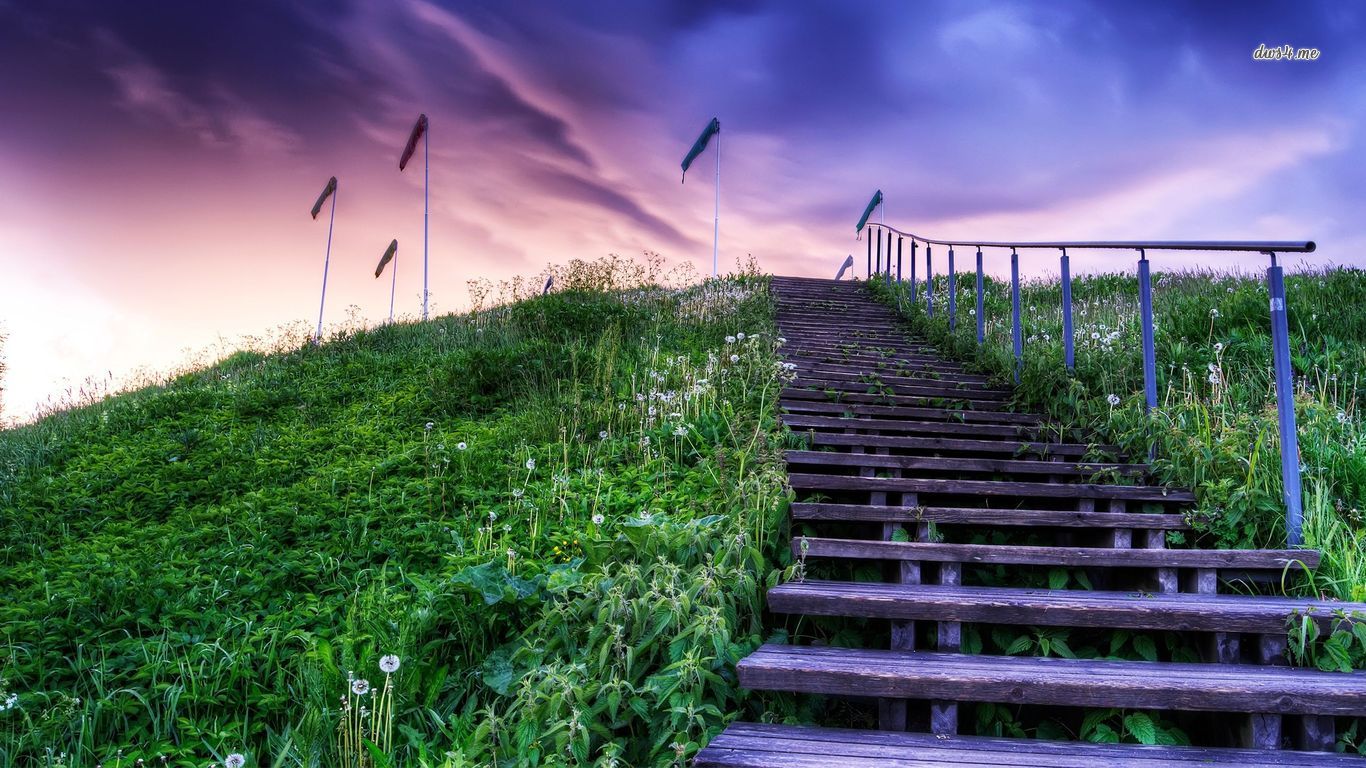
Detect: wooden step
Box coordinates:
(786, 450, 1148, 478)
(779, 394, 1038, 425)
(789, 368, 1014, 396)
(737, 644, 1366, 715)
(789, 380, 1010, 407)
(695, 722, 1366, 767)
(787, 473, 1194, 503)
(803, 431, 1113, 459)
(791, 502, 1188, 529)
(767, 581, 1362, 633)
(792, 537, 1319, 572)
(783, 414, 1029, 439)
(780, 389, 1038, 424)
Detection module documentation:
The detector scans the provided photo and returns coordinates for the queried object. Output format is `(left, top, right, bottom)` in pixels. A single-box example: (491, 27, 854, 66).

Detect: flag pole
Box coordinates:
(423, 120, 430, 320)
(388, 251, 398, 323)
(712, 128, 720, 278)
(316, 185, 336, 342)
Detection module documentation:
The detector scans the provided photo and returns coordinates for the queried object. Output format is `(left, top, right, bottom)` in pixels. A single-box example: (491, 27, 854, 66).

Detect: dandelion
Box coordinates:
(512, 488, 524, 499)
(599, 430, 608, 439)
(729, 354, 740, 363)
(592, 513, 605, 525)
(507, 548, 517, 559)
(1208, 372, 1220, 385)
(1107, 394, 1121, 407)
(1210, 308, 1219, 317)
(1338, 411, 1350, 425)
(1214, 342, 1224, 353)
(379, 655, 401, 674)
(725, 335, 736, 344)
(525, 458, 536, 471)
(1091, 331, 1101, 340)
(225, 756, 246, 768)
(424, 422, 434, 431)
(777, 337, 787, 344)
(436, 443, 445, 451)
(351, 679, 371, 696)
(457, 442, 467, 451)
(737, 332, 746, 341)
(673, 425, 688, 437)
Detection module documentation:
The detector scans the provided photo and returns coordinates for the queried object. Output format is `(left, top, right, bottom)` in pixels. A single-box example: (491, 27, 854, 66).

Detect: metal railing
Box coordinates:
(860, 222, 1317, 546)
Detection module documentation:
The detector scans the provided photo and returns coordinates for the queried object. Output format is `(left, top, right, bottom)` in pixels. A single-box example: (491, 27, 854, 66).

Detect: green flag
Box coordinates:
(399, 114, 428, 171)
(310, 176, 337, 220)
(375, 239, 397, 278)
(855, 189, 882, 233)
(680, 117, 719, 182)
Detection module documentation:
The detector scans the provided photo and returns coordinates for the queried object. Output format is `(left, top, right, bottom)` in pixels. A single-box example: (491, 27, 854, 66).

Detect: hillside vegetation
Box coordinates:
(0, 258, 791, 767)
(873, 265, 1366, 612)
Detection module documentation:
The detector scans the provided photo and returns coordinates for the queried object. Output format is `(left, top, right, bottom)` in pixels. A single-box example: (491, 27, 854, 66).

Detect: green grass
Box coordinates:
(870, 266, 1366, 603)
(0, 258, 791, 767)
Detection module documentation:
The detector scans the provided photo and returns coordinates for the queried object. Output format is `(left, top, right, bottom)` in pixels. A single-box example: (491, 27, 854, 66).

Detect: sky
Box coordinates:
(1, 0, 1364, 422)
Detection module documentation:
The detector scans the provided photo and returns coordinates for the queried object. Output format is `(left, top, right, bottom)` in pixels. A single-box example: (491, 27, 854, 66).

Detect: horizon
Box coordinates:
(2, 0, 1364, 422)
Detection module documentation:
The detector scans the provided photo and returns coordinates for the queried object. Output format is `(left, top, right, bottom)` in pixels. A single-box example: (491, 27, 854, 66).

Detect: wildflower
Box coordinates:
(729, 354, 740, 363)
(379, 655, 401, 674)
(512, 488, 524, 499)
(1208, 372, 1220, 385)
(457, 442, 468, 451)
(0, 693, 16, 711)
(436, 443, 445, 451)
(424, 422, 434, 431)
(725, 335, 736, 344)
(1107, 394, 1121, 407)
(737, 332, 746, 341)
(674, 425, 688, 437)
(225, 756, 246, 768)
(1091, 331, 1101, 340)
(1214, 342, 1224, 353)
(777, 337, 787, 344)
(592, 513, 605, 525)
(1338, 411, 1350, 425)
(525, 458, 536, 471)
(1210, 308, 1219, 317)
(599, 430, 608, 440)
(351, 679, 371, 696)
(507, 548, 517, 559)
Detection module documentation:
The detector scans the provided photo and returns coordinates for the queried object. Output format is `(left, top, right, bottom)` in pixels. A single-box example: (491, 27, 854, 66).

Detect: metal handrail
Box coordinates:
(858, 216, 1313, 546)
(864, 223, 1315, 254)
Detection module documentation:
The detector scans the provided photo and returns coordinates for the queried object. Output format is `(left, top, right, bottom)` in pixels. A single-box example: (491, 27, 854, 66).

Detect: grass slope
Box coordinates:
(0, 265, 790, 767)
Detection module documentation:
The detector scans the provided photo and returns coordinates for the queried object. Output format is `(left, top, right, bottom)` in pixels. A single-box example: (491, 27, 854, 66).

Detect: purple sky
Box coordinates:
(1, 0, 1363, 420)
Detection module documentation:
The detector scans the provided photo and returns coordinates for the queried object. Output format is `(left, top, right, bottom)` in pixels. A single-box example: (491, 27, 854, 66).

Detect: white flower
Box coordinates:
(592, 513, 605, 525)
(1107, 394, 1121, 407)
(456, 441, 467, 451)
(0, 693, 17, 711)
(511, 488, 524, 499)
(424, 422, 434, 431)
(736, 332, 746, 340)
(725, 335, 736, 344)
(379, 655, 401, 674)
(351, 679, 371, 696)
(599, 430, 608, 440)
(1207, 362, 1217, 373)
(1091, 331, 1101, 340)
(507, 548, 517, 559)
(1214, 342, 1224, 353)
(525, 458, 536, 471)
(673, 426, 688, 437)
(225, 755, 246, 768)
(1337, 411, 1350, 425)
(729, 354, 740, 363)
(1208, 372, 1220, 385)
(777, 337, 787, 344)
(1210, 308, 1219, 317)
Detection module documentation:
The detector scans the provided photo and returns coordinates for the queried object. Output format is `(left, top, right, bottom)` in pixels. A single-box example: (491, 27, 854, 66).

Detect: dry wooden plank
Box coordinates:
(736, 644, 1366, 715)
(766, 581, 1364, 633)
(791, 537, 1321, 571)
(805, 431, 1109, 458)
(787, 473, 1196, 503)
(783, 414, 1027, 438)
(792, 502, 1188, 529)
(785, 450, 1148, 477)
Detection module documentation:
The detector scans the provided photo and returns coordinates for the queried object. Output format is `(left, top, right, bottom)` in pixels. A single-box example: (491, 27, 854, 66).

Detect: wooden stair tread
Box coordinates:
(803, 431, 1115, 458)
(738, 644, 1366, 715)
(767, 580, 1364, 633)
(785, 449, 1148, 477)
(792, 537, 1320, 571)
(791, 502, 1189, 529)
(695, 723, 1365, 767)
(788, 473, 1195, 503)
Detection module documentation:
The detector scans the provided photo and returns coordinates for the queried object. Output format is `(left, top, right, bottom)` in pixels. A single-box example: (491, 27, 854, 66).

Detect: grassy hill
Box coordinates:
(872, 266, 1366, 609)
(0, 261, 791, 767)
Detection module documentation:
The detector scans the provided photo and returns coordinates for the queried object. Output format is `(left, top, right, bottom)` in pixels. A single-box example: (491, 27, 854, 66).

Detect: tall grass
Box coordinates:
(0, 256, 790, 766)
(871, 266, 1366, 602)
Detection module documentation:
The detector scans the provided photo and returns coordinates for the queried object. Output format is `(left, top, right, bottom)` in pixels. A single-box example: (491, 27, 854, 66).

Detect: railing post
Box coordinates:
(910, 240, 918, 304)
(1267, 254, 1304, 546)
(885, 230, 893, 287)
(866, 229, 872, 279)
(896, 236, 903, 284)
(876, 227, 883, 278)
(1011, 248, 1022, 383)
(1138, 249, 1157, 413)
(1061, 248, 1074, 369)
(976, 248, 985, 344)
(948, 247, 957, 332)
(926, 245, 934, 317)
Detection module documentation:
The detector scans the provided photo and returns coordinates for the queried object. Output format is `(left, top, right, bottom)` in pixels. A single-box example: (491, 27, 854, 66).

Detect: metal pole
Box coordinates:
(910, 241, 918, 302)
(1061, 248, 1074, 369)
(315, 186, 336, 342)
(1011, 249, 1022, 383)
(1138, 250, 1157, 412)
(885, 230, 892, 287)
(1268, 254, 1304, 546)
(948, 248, 957, 332)
(876, 227, 883, 278)
(976, 248, 985, 344)
(388, 251, 397, 324)
(423, 123, 430, 320)
(926, 245, 934, 317)
(867, 229, 872, 279)
(896, 236, 903, 284)
(712, 129, 720, 278)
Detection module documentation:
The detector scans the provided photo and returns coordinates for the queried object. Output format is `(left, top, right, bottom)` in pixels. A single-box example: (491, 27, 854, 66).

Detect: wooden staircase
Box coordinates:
(696, 276, 1366, 766)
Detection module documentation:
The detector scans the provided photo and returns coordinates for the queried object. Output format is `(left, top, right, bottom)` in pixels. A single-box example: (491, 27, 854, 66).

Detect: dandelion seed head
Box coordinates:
(592, 513, 605, 525)
(351, 679, 370, 696)
(424, 422, 434, 431)
(1107, 394, 1121, 406)
(599, 430, 608, 439)
(225, 756, 246, 768)
(729, 354, 740, 363)
(525, 458, 536, 471)
(379, 655, 401, 674)
(457, 442, 468, 451)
